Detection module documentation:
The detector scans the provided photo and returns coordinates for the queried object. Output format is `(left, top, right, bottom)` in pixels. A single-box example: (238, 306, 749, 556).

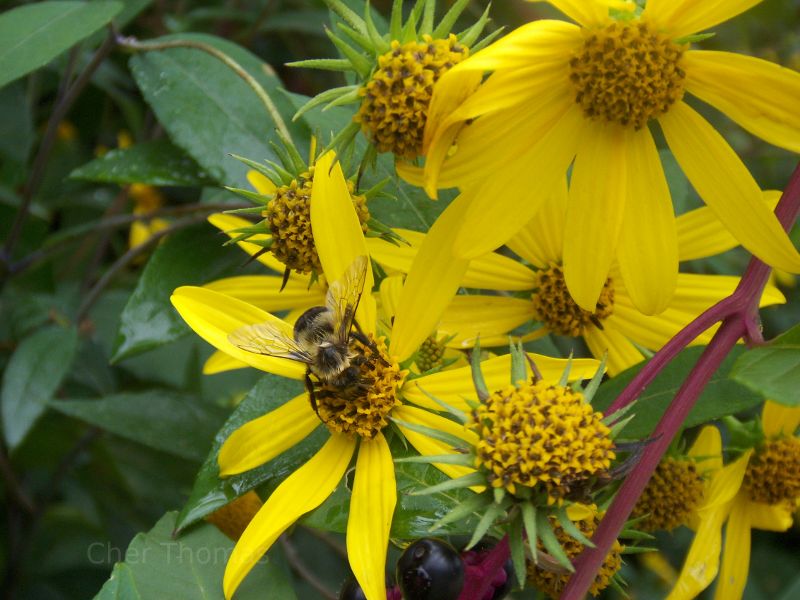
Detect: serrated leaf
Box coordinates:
(93, 512, 296, 600)
(1, 324, 78, 449)
(49, 391, 227, 462)
(129, 33, 304, 186)
(593, 346, 763, 439)
(111, 224, 245, 362)
(0, 1, 123, 89)
(70, 140, 214, 187)
(731, 324, 800, 406)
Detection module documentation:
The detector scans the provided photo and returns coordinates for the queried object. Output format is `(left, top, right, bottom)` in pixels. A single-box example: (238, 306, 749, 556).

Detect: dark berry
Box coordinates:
(397, 538, 464, 600)
(338, 577, 367, 600)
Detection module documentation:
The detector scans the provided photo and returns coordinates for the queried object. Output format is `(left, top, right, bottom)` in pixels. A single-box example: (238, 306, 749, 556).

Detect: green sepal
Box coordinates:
(521, 502, 538, 563)
(537, 511, 574, 572)
(510, 340, 528, 387)
(391, 417, 469, 450)
(466, 499, 507, 549)
(410, 471, 486, 496)
(323, 0, 367, 36)
(414, 384, 469, 424)
(470, 26, 504, 53)
(432, 0, 470, 39)
(581, 353, 607, 403)
(229, 153, 281, 184)
(430, 491, 487, 530)
(556, 507, 595, 548)
(327, 28, 372, 77)
(508, 516, 528, 588)
(336, 21, 375, 54)
(457, 3, 491, 47)
(470, 338, 489, 401)
(558, 354, 574, 387)
(326, 87, 362, 109)
(620, 545, 658, 555)
(223, 206, 268, 216)
(674, 32, 715, 45)
(389, 0, 403, 41)
(619, 528, 655, 541)
(223, 186, 272, 205)
(493, 486, 505, 505)
(420, 0, 436, 35)
(394, 452, 474, 466)
(292, 85, 359, 122)
(364, 2, 391, 54)
(286, 58, 353, 71)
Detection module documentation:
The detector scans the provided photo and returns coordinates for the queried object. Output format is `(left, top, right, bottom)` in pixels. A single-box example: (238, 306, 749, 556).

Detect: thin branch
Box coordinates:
(0, 446, 36, 515)
(115, 34, 291, 140)
(2, 30, 117, 267)
(561, 160, 800, 599)
(75, 215, 209, 321)
(279, 535, 338, 600)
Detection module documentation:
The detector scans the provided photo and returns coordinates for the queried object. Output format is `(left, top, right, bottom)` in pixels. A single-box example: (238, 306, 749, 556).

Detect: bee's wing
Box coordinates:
(326, 255, 369, 344)
(228, 322, 313, 363)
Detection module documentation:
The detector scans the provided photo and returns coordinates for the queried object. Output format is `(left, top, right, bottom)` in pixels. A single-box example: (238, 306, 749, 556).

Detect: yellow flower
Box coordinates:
(405, 0, 800, 315)
(414, 182, 785, 375)
(170, 152, 596, 600)
(671, 403, 800, 600)
(128, 183, 169, 252)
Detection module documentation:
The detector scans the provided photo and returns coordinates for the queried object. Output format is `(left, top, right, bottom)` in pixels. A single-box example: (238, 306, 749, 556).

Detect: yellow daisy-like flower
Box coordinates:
(671, 403, 800, 600)
(170, 152, 596, 600)
(128, 183, 169, 251)
(406, 0, 800, 315)
(419, 182, 785, 375)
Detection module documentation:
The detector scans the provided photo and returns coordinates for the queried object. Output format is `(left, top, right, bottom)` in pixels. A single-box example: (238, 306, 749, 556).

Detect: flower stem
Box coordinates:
(561, 160, 800, 600)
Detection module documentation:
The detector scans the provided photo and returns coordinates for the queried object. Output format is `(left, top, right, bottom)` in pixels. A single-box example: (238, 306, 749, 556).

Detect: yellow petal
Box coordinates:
(761, 400, 800, 438)
(223, 434, 355, 599)
(394, 405, 478, 482)
(204, 275, 326, 312)
(378, 275, 404, 323)
(507, 178, 568, 268)
(348, 434, 396, 600)
(685, 50, 800, 153)
(246, 170, 276, 195)
(389, 193, 472, 362)
(687, 425, 723, 474)
(438, 295, 533, 349)
(564, 123, 628, 311)
(668, 508, 727, 600)
(129, 220, 152, 249)
(310, 151, 376, 334)
(660, 102, 800, 273)
(677, 191, 782, 261)
(645, 0, 765, 38)
(713, 496, 750, 600)
(701, 450, 752, 512)
(203, 350, 249, 375)
(583, 323, 645, 376)
(616, 126, 677, 315)
(403, 353, 599, 411)
(218, 394, 318, 476)
(746, 500, 794, 531)
(207, 213, 284, 272)
(452, 105, 585, 259)
(170, 286, 306, 380)
(527, 0, 609, 27)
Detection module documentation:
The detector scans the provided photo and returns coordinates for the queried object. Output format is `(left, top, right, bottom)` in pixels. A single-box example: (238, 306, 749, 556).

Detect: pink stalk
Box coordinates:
(561, 161, 800, 599)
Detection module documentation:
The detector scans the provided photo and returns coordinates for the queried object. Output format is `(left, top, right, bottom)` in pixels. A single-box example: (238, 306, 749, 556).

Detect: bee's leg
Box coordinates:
(305, 371, 320, 416)
(352, 321, 390, 366)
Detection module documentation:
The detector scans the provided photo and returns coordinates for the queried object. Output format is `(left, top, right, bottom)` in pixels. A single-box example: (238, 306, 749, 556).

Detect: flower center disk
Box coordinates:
(569, 21, 686, 129)
(532, 264, 614, 337)
(469, 381, 615, 504)
(631, 457, 704, 532)
(744, 437, 800, 505)
(356, 34, 468, 159)
(266, 169, 369, 274)
(315, 336, 405, 439)
(527, 513, 623, 599)
(415, 334, 446, 373)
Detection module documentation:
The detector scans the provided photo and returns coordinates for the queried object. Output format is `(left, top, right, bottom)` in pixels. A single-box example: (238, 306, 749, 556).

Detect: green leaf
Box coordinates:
(731, 324, 800, 406)
(0, 1, 123, 89)
(94, 512, 296, 600)
(49, 391, 227, 462)
(70, 140, 215, 187)
(175, 374, 322, 532)
(593, 346, 763, 439)
(129, 33, 304, 186)
(111, 224, 245, 362)
(1, 324, 79, 449)
(0, 82, 33, 164)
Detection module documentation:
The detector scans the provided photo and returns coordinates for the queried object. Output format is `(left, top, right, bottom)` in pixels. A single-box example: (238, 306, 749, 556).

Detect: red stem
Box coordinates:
(561, 160, 800, 599)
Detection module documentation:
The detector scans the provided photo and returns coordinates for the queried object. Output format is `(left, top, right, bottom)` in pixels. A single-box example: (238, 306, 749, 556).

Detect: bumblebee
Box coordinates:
(228, 255, 377, 412)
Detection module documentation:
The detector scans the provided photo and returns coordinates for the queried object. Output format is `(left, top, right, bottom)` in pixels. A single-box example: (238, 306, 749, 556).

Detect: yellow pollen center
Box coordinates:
(356, 34, 468, 159)
(631, 457, 704, 532)
(315, 336, 405, 439)
(469, 381, 615, 504)
(532, 264, 614, 337)
(744, 437, 800, 505)
(266, 168, 369, 274)
(527, 513, 623, 599)
(569, 21, 686, 129)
